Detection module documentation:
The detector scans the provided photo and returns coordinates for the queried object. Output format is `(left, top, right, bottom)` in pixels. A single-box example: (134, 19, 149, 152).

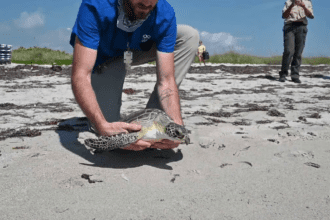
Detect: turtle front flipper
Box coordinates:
(85, 133, 140, 151)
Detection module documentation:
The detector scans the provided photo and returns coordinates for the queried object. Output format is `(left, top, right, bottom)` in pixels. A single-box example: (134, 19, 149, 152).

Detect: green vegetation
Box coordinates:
(193, 51, 330, 65)
(12, 47, 73, 65)
(11, 47, 330, 65)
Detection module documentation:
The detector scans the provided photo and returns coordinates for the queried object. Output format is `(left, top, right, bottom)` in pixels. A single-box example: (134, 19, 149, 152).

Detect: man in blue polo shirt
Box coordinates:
(70, 0, 199, 151)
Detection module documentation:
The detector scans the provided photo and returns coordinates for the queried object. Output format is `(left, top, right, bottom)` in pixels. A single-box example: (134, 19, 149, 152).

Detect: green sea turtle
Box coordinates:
(84, 108, 190, 150)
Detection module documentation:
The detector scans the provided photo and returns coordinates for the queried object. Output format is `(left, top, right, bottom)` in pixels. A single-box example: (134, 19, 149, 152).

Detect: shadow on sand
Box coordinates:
(55, 117, 183, 170)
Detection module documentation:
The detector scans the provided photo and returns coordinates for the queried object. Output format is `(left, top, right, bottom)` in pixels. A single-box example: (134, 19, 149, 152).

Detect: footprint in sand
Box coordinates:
(187, 169, 201, 174)
(220, 163, 232, 168)
(267, 139, 280, 144)
(238, 161, 253, 167)
(274, 150, 314, 159)
(198, 137, 216, 149)
(58, 178, 84, 188)
(304, 162, 320, 168)
(307, 132, 317, 136)
(170, 174, 180, 183)
(233, 146, 251, 156)
(220, 161, 252, 168)
(81, 174, 103, 183)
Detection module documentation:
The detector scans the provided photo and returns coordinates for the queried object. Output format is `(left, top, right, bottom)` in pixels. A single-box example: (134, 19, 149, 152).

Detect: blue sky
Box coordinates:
(0, 0, 329, 57)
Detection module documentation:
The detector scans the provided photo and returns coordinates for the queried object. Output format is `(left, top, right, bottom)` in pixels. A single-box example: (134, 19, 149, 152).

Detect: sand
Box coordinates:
(0, 63, 330, 219)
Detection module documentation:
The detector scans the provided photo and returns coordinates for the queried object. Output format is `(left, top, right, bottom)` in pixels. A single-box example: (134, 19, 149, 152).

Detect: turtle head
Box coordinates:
(165, 123, 190, 145)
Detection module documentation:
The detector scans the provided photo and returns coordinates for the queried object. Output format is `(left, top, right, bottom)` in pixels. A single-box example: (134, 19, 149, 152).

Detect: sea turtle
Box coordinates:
(84, 108, 190, 151)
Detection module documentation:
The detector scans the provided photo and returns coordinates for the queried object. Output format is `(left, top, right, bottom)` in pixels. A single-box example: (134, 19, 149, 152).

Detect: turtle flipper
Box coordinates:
(84, 138, 118, 151)
(85, 133, 140, 151)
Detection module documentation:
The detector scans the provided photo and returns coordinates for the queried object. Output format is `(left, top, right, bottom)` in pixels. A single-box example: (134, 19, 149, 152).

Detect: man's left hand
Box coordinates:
(149, 139, 181, 150)
(123, 139, 180, 151)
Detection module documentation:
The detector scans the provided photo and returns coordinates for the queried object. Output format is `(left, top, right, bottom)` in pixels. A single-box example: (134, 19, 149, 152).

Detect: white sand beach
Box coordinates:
(1, 63, 330, 219)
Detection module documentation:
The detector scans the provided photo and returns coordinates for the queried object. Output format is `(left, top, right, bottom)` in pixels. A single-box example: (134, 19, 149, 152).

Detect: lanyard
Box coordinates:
(127, 32, 133, 50)
(124, 32, 133, 70)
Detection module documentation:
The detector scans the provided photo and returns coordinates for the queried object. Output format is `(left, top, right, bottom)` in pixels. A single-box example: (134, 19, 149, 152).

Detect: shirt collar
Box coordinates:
(117, 0, 152, 32)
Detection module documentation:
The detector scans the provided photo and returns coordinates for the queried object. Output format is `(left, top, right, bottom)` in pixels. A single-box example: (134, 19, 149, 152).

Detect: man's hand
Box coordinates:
(122, 139, 152, 151)
(149, 139, 180, 150)
(296, 0, 314, 19)
(283, 1, 295, 19)
(95, 121, 142, 136)
(295, 0, 305, 7)
(123, 139, 180, 151)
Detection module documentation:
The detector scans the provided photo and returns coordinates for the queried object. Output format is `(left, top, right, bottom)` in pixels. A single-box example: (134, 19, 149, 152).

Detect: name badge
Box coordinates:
(124, 42, 133, 70)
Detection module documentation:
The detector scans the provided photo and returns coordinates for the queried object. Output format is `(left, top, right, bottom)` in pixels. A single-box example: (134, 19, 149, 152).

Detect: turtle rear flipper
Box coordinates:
(85, 133, 139, 151)
(85, 138, 112, 150)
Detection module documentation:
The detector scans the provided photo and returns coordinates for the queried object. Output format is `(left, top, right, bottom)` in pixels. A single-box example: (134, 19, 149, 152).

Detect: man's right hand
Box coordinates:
(95, 121, 141, 136)
(283, 0, 296, 19)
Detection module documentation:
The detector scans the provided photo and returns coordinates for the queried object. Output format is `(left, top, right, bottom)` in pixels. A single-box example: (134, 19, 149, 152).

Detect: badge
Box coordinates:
(124, 42, 133, 71)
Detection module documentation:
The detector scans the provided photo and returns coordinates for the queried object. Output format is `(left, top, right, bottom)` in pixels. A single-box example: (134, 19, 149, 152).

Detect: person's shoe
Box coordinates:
(279, 76, 287, 82)
(292, 78, 301, 83)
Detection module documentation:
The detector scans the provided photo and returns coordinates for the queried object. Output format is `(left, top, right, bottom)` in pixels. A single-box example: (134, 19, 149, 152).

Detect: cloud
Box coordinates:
(198, 31, 247, 54)
(0, 23, 11, 32)
(35, 28, 73, 53)
(14, 10, 45, 29)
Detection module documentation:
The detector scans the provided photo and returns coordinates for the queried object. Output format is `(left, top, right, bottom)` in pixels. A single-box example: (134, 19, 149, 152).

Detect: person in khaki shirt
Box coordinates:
(279, 0, 314, 83)
(197, 41, 206, 66)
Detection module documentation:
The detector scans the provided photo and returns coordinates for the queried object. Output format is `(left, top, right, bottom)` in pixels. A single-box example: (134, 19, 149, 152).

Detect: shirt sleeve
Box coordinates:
(70, 0, 100, 50)
(282, 1, 290, 14)
(305, 1, 314, 17)
(156, 15, 177, 53)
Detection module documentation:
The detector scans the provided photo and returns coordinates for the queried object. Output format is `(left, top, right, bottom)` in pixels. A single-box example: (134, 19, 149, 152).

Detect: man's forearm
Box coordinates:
(155, 51, 183, 125)
(157, 82, 183, 125)
(283, 3, 294, 19)
(71, 73, 107, 128)
(302, 5, 314, 18)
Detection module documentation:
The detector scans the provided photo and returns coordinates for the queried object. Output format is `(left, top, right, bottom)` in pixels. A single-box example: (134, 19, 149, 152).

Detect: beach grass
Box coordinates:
(11, 47, 73, 65)
(10, 47, 330, 66)
(193, 51, 330, 65)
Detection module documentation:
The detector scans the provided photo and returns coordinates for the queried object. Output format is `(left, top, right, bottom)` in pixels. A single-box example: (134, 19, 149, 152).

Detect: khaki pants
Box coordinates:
(90, 25, 199, 124)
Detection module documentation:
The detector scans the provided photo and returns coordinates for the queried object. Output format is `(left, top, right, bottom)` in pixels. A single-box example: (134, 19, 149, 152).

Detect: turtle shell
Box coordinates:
(120, 108, 173, 127)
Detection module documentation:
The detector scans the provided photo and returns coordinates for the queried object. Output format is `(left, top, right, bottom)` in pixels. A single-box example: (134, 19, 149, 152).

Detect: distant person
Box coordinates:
(69, 0, 199, 151)
(279, 0, 314, 83)
(197, 41, 206, 66)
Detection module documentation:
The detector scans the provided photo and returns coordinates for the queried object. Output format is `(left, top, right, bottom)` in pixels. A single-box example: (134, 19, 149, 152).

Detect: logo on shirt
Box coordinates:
(141, 34, 151, 43)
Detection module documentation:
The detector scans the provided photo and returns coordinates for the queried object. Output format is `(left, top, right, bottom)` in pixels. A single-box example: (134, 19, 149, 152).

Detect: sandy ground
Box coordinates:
(1, 63, 330, 219)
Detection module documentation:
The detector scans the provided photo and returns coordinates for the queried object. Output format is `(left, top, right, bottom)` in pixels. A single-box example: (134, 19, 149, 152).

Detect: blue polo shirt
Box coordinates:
(70, 0, 177, 72)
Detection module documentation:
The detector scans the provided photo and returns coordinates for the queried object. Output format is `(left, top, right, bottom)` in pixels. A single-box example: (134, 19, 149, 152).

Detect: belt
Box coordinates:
(286, 22, 306, 26)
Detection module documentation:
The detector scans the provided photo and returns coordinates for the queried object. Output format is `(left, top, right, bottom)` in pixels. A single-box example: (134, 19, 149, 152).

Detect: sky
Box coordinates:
(0, 0, 329, 57)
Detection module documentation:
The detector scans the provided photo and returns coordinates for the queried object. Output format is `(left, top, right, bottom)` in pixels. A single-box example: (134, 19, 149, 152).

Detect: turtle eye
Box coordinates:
(165, 123, 186, 139)
(175, 129, 184, 139)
